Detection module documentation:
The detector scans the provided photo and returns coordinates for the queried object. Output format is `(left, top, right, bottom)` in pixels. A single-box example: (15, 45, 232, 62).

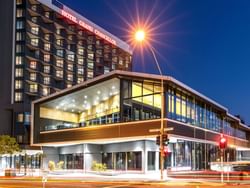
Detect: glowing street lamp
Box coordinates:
(134, 29, 166, 180)
(135, 30, 145, 42)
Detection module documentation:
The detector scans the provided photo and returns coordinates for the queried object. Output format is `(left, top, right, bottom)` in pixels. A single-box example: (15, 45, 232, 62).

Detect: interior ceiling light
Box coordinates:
(84, 95, 87, 99)
(97, 90, 101, 95)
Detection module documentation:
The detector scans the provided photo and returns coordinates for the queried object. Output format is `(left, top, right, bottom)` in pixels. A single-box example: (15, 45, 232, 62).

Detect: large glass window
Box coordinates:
(127, 152, 142, 170)
(122, 80, 161, 122)
(38, 78, 120, 131)
(59, 153, 83, 169)
(148, 151, 156, 170)
(165, 87, 245, 138)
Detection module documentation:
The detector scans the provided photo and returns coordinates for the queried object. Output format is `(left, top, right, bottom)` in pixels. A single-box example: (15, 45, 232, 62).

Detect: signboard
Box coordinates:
(61, 10, 117, 46)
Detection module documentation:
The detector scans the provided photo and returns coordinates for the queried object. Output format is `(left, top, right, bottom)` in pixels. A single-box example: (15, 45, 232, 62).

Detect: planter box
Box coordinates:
(5, 169, 16, 177)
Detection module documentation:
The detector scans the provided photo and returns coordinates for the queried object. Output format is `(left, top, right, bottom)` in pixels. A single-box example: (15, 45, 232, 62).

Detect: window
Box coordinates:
(30, 61, 36, 69)
(87, 70, 93, 79)
(42, 87, 50, 96)
(87, 53, 94, 60)
(44, 11, 50, 18)
(78, 58, 84, 65)
(67, 64, 73, 71)
(44, 34, 50, 41)
(31, 16, 38, 23)
(16, 20, 24, 29)
(15, 68, 23, 77)
(44, 77, 50, 85)
(16, 0, 23, 5)
(104, 66, 110, 74)
(78, 48, 84, 55)
(56, 70, 63, 78)
(77, 77, 83, 84)
(15, 80, 23, 89)
(44, 43, 51, 51)
(16, 9, 24, 18)
(67, 74, 73, 81)
(87, 60, 93, 69)
(67, 54, 75, 61)
(56, 49, 64, 57)
(29, 84, 38, 93)
(44, 65, 50, 74)
(31, 38, 39, 46)
(56, 59, 64, 68)
(24, 113, 31, 124)
(16, 44, 24, 53)
(15, 92, 22, 102)
(56, 29, 61, 35)
(44, 54, 50, 62)
(68, 35, 73, 40)
(17, 113, 23, 123)
(77, 65, 84, 75)
(31, 5, 37, 11)
(30, 72, 36, 81)
(78, 30, 83, 36)
(31, 27, 39, 35)
(147, 152, 156, 170)
(16, 56, 24, 65)
(16, 32, 25, 41)
(56, 39, 63, 46)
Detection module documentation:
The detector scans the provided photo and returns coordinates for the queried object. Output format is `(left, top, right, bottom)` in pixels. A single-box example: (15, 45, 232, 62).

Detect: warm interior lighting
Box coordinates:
(135, 30, 145, 42)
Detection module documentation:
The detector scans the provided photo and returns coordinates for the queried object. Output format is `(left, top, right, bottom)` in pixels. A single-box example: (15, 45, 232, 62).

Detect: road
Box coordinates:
(0, 179, 249, 188)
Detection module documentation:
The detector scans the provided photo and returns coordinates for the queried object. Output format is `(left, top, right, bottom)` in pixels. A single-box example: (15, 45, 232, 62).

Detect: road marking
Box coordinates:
(103, 185, 129, 188)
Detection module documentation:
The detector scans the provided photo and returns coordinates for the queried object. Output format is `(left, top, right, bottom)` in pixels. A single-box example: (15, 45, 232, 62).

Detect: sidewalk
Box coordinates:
(0, 170, 173, 182)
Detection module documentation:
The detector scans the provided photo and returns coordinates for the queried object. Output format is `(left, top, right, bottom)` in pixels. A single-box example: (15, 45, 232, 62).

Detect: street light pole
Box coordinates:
(149, 46, 165, 180)
(134, 30, 166, 180)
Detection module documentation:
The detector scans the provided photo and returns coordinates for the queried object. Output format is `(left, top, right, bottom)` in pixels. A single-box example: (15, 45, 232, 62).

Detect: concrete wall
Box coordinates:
(0, 0, 14, 135)
(84, 144, 102, 170)
(58, 144, 102, 170)
(43, 140, 159, 172)
(43, 147, 59, 169)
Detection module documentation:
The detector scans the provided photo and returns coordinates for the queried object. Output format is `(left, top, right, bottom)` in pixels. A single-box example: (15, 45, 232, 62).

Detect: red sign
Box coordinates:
(61, 10, 117, 46)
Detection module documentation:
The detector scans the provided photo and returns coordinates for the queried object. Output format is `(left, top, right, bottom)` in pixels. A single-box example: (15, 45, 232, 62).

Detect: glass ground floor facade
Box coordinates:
(0, 139, 246, 172)
(3, 139, 243, 172)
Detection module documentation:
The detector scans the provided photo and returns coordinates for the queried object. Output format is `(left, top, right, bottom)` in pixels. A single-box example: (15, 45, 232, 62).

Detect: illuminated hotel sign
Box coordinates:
(61, 10, 117, 46)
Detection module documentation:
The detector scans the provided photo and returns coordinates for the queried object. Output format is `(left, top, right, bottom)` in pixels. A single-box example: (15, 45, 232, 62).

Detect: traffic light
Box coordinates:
(163, 146, 169, 157)
(219, 137, 227, 149)
(156, 134, 169, 146)
(162, 134, 169, 146)
(156, 135, 160, 145)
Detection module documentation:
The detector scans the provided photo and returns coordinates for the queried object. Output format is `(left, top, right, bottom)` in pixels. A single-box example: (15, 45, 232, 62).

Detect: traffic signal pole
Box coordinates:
(221, 149, 224, 183)
(160, 78, 164, 180)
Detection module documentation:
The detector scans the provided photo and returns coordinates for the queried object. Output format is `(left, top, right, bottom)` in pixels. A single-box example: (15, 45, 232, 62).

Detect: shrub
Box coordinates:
(56, 161, 64, 169)
(91, 161, 107, 172)
(48, 161, 55, 171)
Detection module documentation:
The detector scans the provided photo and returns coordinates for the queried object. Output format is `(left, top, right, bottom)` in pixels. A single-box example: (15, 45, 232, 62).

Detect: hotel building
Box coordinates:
(0, 0, 132, 154)
(31, 71, 250, 172)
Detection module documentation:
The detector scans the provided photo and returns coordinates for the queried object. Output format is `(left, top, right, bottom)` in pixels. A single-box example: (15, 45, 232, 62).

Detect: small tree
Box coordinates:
(0, 135, 21, 168)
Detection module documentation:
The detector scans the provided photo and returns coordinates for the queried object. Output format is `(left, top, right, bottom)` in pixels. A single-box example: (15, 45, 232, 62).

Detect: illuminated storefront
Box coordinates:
(32, 71, 250, 172)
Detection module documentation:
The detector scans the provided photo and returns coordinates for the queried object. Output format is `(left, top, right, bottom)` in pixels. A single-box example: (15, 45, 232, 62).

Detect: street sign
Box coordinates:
(149, 127, 174, 133)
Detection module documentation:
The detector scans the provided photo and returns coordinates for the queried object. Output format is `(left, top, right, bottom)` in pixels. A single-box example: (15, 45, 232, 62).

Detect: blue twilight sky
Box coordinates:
(60, 0, 250, 124)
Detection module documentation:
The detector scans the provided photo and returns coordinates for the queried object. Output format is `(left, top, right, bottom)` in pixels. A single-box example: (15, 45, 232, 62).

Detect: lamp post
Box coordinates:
(135, 30, 165, 180)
